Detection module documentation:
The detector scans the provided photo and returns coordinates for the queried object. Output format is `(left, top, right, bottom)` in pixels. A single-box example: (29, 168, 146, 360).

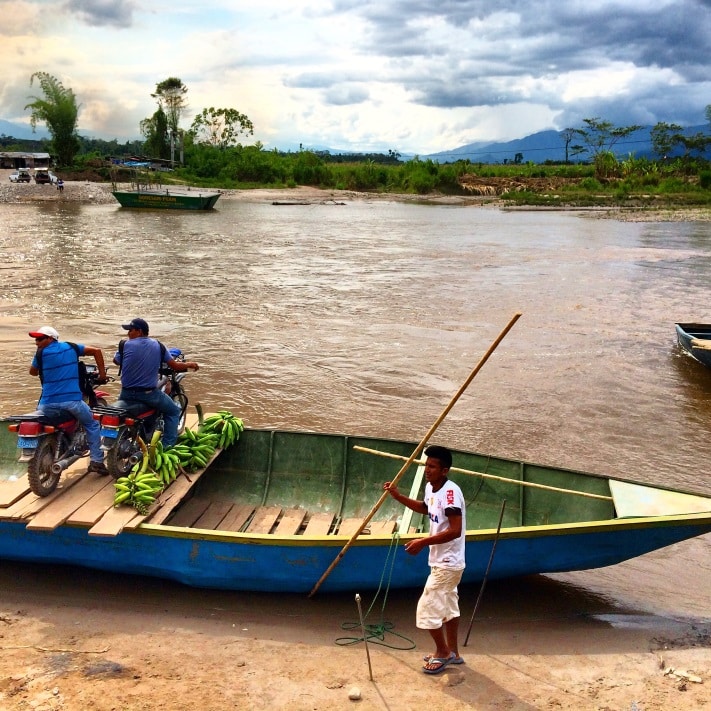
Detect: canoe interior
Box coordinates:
(173, 429, 616, 532)
(675, 322, 711, 369)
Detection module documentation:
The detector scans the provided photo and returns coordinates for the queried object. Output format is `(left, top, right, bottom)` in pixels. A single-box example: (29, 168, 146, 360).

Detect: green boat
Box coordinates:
(1, 421, 710, 594)
(112, 186, 221, 210)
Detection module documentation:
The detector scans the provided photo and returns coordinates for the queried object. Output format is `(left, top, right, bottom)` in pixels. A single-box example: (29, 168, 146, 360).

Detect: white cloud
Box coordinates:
(0, 0, 708, 154)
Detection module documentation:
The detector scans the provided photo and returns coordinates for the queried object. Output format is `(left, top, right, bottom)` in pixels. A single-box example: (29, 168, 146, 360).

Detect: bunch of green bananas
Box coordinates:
(199, 410, 244, 449)
(113, 469, 163, 514)
(172, 427, 219, 472)
(150, 440, 182, 486)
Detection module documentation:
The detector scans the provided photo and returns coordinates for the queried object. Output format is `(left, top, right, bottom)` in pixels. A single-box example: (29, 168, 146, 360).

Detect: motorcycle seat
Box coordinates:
(7, 411, 75, 426)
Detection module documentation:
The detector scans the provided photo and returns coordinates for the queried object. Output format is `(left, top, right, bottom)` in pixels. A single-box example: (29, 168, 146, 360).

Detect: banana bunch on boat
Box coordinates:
(113, 431, 172, 513)
(198, 409, 244, 449)
(150, 438, 182, 486)
(113, 470, 163, 515)
(172, 427, 219, 472)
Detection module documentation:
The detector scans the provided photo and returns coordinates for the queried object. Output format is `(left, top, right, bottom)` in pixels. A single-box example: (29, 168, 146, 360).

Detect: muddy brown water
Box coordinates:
(0, 197, 709, 623)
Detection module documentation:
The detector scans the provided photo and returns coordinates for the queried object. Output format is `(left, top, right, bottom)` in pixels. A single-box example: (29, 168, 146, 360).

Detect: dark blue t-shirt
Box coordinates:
(114, 337, 169, 389)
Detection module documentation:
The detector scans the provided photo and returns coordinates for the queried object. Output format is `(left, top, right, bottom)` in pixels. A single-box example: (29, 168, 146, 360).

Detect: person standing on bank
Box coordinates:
(28, 326, 109, 475)
(113, 318, 199, 448)
(384, 444, 466, 674)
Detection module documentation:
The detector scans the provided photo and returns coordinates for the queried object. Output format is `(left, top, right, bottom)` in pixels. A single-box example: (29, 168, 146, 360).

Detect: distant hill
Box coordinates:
(0, 119, 49, 141)
(424, 124, 709, 164)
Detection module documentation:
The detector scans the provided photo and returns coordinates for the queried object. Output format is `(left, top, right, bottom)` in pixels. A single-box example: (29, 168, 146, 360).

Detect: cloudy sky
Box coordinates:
(1, 0, 709, 153)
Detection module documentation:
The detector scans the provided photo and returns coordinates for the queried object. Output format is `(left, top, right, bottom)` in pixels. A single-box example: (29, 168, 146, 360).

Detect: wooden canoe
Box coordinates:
(1, 422, 710, 593)
(675, 322, 711, 368)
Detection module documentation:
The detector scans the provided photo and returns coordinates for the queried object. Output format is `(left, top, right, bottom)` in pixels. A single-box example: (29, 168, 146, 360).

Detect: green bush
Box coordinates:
(700, 170, 711, 190)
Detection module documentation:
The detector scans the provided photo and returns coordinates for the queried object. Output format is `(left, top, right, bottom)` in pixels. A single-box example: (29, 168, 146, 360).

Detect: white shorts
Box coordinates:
(416, 566, 464, 630)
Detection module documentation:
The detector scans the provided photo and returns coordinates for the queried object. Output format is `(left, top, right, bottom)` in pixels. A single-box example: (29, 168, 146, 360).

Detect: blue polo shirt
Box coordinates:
(114, 337, 168, 389)
(32, 341, 85, 405)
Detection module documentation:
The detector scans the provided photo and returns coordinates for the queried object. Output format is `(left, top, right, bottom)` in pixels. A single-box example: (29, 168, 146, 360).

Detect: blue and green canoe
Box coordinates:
(1, 423, 710, 593)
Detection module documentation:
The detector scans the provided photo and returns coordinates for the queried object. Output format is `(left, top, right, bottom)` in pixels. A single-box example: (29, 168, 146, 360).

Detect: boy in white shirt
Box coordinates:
(384, 445, 465, 674)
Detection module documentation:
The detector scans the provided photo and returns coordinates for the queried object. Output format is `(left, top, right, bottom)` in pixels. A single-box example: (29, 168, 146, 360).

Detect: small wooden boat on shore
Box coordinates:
(1, 420, 710, 594)
(112, 186, 221, 210)
(675, 323, 711, 369)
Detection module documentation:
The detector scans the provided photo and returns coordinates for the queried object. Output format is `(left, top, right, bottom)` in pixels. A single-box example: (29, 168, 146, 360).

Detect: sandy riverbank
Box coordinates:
(0, 171, 709, 221)
(1, 558, 709, 711)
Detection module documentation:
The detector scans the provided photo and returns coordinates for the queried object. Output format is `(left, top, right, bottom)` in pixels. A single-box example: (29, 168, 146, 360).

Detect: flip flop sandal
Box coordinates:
(422, 652, 456, 674)
(423, 653, 465, 665)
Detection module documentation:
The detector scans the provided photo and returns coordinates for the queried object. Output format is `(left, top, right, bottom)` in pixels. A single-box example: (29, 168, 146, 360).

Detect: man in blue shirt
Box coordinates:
(29, 326, 109, 475)
(113, 318, 199, 447)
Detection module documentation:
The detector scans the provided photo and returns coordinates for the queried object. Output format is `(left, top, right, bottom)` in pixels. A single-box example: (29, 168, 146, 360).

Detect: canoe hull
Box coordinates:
(675, 322, 711, 369)
(0, 516, 708, 593)
(1, 426, 710, 593)
(112, 189, 221, 210)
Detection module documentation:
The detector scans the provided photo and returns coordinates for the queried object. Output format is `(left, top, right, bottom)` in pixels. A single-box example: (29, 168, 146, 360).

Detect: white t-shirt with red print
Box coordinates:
(424, 479, 466, 570)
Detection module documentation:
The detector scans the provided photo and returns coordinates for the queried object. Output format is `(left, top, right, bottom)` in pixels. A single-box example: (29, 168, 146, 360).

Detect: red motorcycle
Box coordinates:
(6, 364, 112, 496)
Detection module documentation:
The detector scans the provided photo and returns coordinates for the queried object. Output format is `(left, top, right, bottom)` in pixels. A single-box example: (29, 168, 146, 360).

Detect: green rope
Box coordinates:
(335, 533, 416, 650)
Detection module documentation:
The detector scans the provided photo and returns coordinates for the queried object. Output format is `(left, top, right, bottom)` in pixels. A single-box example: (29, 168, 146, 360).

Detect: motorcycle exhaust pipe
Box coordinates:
(51, 454, 82, 475)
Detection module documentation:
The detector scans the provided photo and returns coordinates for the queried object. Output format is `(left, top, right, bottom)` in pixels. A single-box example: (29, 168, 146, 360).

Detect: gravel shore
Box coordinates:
(1, 170, 709, 220)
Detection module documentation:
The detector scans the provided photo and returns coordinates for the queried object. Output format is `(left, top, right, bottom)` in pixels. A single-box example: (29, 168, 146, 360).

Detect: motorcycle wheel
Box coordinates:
(106, 428, 139, 479)
(28, 436, 62, 497)
(172, 392, 188, 434)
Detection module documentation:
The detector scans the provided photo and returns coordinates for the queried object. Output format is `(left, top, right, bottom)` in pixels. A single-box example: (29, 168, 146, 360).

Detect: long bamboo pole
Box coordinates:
(307, 312, 522, 597)
(352, 446, 613, 501)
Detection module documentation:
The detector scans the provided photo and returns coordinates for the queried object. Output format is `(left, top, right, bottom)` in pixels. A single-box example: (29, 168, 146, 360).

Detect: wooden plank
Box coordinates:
(26, 474, 112, 531)
(192, 500, 234, 530)
(337, 518, 368, 536)
(215, 504, 254, 533)
(132, 449, 222, 528)
(5, 469, 88, 520)
(303, 512, 334, 536)
(65, 481, 116, 526)
(368, 519, 397, 535)
(0, 476, 31, 508)
(245, 506, 282, 534)
(88, 504, 142, 537)
(273, 507, 307, 535)
(166, 497, 212, 528)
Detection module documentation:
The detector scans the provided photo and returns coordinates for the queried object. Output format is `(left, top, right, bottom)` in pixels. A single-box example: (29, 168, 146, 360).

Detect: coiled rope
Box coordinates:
(334, 533, 416, 650)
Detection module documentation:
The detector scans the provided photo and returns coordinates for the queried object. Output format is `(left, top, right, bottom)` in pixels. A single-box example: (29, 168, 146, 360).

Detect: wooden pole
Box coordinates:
(463, 499, 506, 647)
(352, 446, 613, 501)
(307, 312, 522, 597)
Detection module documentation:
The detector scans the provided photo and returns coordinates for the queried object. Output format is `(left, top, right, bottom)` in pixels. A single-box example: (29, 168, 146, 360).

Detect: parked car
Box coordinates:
(9, 169, 31, 183)
(34, 169, 56, 185)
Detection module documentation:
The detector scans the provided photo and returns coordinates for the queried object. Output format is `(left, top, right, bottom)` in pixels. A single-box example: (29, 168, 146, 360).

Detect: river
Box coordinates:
(0, 196, 710, 621)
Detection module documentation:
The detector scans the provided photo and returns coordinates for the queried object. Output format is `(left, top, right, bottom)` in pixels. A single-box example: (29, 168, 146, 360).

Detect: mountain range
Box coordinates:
(423, 124, 709, 164)
(1, 118, 708, 163)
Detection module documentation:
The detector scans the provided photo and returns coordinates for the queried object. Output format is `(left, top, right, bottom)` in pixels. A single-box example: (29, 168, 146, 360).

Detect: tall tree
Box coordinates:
(572, 118, 642, 159)
(189, 107, 254, 148)
(140, 106, 170, 159)
(25, 72, 80, 167)
(151, 77, 188, 138)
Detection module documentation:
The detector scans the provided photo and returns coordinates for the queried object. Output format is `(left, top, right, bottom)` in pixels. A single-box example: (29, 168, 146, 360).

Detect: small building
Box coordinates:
(0, 152, 51, 170)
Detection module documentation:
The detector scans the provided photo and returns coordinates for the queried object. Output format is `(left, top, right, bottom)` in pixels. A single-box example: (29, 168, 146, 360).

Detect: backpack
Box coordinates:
(36, 342, 98, 407)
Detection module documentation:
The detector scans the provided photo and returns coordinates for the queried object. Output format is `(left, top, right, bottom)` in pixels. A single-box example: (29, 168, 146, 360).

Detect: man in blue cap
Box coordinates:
(113, 318, 199, 447)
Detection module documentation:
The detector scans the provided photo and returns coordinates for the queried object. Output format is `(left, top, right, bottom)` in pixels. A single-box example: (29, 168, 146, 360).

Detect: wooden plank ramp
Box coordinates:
(2, 468, 89, 521)
(26, 474, 113, 531)
(92, 441, 224, 535)
(0, 475, 31, 508)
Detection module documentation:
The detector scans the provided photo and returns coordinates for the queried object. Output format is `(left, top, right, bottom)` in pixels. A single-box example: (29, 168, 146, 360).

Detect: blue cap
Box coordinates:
(121, 318, 149, 334)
